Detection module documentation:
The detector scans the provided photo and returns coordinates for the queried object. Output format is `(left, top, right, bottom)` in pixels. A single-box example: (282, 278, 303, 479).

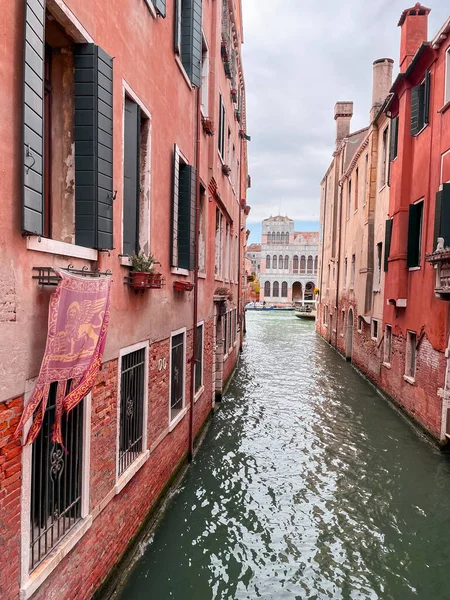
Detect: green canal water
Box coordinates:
(117, 312, 450, 600)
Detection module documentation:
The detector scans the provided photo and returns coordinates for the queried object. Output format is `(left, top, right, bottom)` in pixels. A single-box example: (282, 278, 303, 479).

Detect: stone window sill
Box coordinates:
(194, 385, 204, 403)
(438, 99, 450, 114)
(119, 255, 132, 267)
(115, 450, 150, 495)
(144, 0, 157, 17)
(198, 272, 207, 279)
(20, 516, 93, 600)
(26, 236, 98, 261)
(403, 374, 415, 385)
(171, 267, 190, 277)
(408, 266, 421, 272)
(175, 55, 193, 90)
(169, 405, 189, 432)
(383, 361, 391, 369)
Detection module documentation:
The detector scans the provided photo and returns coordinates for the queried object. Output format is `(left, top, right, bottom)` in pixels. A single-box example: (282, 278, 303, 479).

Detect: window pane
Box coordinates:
(171, 333, 185, 418)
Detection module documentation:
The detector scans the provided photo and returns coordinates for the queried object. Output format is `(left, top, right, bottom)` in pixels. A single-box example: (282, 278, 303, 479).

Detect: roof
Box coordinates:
(247, 243, 261, 252)
(293, 231, 319, 243)
(432, 15, 450, 49)
(262, 215, 294, 223)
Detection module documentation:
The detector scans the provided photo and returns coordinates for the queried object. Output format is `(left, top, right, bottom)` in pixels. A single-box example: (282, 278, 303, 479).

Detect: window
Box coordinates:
(118, 344, 147, 477)
(446, 48, 450, 104)
(267, 232, 272, 244)
(279, 255, 283, 269)
(123, 97, 150, 255)
(300, 255, 306, 272)
(149, 1, 166, 16)
(327, 264, 330, 289)
(266, 255, 271, 270)
(172, 145, 196, 270)
(218, 94, 226, 158)
(406, 200, 424, 268)
(284, 255, 289, 269)
(347, 179, 352, 218)
(343, 257, 347, 288)
(215, 209, 223, 277)
(228, 311, 233, 352)
(200, 35, 209, 115)
(170, 330, 186, 420)
(350, 254, 355, 288)
(273, 255, 277, 269)
(307, 255, 313, 273)
(223, 312, 228, 352)
(433, 184, 450, 249)
(174, 0, 202, 86)
(276, 232, 281, 243)
(30, 385, 84, 570)
(390, 116, 399, 161)
(195, 322, 203, 392)
(380, 127, 388, 188)
(375, 242, 382, 288)
(341, 309, 346, 336)
(273, 281, 279, 297)
(363, 154, 368, 206)
(410, 72, 430, 135)
(384, 324, 392, 364)
(357, 316, 363, 332)
(405, 331, 417, 380)
(371, 319, 378, 340)
(384, 219, 393, 272)
(355, 167, 359, 210)
(264, 281, 270, 297)
(22, 7, 114, 249)
(281, 281, 288, 297)
(198, 186, 207, 274)
(293, 255, 299, 273)
(314, 256, 318, 272)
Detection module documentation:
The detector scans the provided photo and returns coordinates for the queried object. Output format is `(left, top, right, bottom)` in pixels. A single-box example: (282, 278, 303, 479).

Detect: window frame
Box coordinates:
(218, 93, 226, 160)
(194, 321, 204, 397)
(380, 126, 389, 189)
(445, 46, 450, 106)
(407, 199, 424, 269)
(200, 32, 209, 116)
(169, 327, 187, 425)
(384, 324, 392, 365)
(371, 319, 379, 341)
(115, 340, 150, 491)
(405, 330, 417, 383)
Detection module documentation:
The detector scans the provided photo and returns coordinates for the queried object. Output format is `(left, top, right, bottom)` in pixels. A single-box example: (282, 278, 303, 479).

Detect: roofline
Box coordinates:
(431, 15, 450, 49)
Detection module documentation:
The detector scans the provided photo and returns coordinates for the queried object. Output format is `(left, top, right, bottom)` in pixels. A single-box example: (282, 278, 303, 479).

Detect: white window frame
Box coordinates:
(169, 327, 187, 428)
(194, 321, 205, 401)
(20, 380, 92, 600)
(404, 330, 417, 383)
(200, 32, 209, 116)
(115, 340, 150, 494)
(384, 324, 392, 366)
(445, 46, 450, 105)
(357, 315, 363, 333)
(371, 318, 379, 341)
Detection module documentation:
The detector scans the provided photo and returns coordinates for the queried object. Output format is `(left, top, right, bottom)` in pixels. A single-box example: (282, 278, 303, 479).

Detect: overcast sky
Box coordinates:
(241, 1, 449, 229)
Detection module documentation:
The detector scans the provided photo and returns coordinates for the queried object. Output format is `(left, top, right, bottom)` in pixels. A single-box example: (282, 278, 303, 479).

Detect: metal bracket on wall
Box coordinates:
(32, 264, 113, 286)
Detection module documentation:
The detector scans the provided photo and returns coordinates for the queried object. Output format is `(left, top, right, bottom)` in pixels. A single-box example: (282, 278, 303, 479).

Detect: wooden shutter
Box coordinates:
(384, 219, 392, 272)
(177, 164, 196, 270)
(424, 71, 431, 125)
(434, 184, 450, 250)
(22, 0, 46, 235)
(154, 0, 166, 17)
(407, 203, 422, 268)
(171, 144, 180, 267)
(180, 0, 203, 87)
(123, 98, 140, 255)
(74, 44, 114, 249)
(410, 84, 424, 136)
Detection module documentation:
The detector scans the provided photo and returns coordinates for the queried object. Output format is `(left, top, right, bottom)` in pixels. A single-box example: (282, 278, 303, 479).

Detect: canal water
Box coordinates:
(117, 313, 450, 600)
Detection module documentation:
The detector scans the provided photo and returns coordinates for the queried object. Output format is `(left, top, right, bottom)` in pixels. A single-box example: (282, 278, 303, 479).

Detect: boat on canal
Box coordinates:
(294, 300, 317, 320)
(245, 302, 274, 311)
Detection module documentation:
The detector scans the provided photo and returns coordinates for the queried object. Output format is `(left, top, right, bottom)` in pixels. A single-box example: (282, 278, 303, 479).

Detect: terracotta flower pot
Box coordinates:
(130, 272, 150, 289)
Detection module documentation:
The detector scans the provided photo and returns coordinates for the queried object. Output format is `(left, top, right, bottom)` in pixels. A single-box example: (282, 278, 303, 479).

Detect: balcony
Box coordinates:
(426, 249, 450, 299)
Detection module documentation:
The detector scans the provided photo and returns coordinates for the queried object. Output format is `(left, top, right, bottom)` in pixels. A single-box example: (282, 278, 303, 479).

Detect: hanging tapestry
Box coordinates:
(15, 269, 112, 446)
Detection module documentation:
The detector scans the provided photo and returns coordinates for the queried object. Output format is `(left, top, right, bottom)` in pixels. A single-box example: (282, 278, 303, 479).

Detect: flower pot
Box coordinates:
(130, 272, 151, 289)
(148, 273, 163, 289)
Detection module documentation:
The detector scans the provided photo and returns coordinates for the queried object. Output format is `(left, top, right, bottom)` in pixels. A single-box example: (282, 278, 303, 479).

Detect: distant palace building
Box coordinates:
(246, 243, 261, 275)
(259, 216, 319, 304)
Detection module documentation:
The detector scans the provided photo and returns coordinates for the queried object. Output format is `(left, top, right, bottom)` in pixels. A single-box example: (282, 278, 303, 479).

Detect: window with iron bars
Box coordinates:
(118, 347, 146, 477)
(30, 383, 84, 571)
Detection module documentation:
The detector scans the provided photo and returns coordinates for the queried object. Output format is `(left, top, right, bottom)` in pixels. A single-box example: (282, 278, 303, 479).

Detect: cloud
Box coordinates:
(242, 1, 449, 225)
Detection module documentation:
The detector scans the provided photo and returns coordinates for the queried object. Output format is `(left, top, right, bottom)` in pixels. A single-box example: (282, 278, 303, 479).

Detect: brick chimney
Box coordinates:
(334, 102, 353, 150)
(371, 58, 394, 120)
(398, 3, 431, 72)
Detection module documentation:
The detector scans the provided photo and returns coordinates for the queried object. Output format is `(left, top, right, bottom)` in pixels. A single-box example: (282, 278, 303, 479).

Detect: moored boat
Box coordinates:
(294, 301, 317, 320)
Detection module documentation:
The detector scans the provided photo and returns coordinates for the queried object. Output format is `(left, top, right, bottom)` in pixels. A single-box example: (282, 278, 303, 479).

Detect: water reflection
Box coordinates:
(118, 313, 450, 600)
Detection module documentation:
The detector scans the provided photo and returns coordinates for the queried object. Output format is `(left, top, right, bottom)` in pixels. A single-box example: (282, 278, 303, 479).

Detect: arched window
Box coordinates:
(273, 255, 277, 269)
(307, 255, 313, 273)
(264, 281, 270, 297)
(285, 232, 289, 244)
(300, 255, 306, 272)
(266, 255, 271, 269)
(314, 255, 318, 272)
(267, 232, 272, 244)
(276, 232, 281, 243)
(273, 281, 279, 297)
(304, 281, 314, 300)
(279, 255, 283, 269)
(284, 255, 289, 269)
(293, 255, 299, 273)
(281, 281, 288, 297)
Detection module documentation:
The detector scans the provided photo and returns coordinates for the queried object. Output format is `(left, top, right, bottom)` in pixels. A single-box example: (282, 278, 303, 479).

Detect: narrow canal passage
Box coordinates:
(118, 313, 450, 600)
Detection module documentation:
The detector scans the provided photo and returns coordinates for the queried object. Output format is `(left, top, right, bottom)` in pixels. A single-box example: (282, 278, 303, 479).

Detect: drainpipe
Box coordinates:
(188, 88, 201, 463)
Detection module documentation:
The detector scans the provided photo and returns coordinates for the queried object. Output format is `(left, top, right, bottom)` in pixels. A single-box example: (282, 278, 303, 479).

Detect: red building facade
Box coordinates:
(0, 1, 249, 599)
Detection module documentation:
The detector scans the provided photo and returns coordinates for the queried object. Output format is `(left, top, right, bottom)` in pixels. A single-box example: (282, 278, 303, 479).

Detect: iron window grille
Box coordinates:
(195, 324, 203, 393)
(30, 383, 84, 571)
(171, 332, 185, 419)
(119, 347, 146, 476)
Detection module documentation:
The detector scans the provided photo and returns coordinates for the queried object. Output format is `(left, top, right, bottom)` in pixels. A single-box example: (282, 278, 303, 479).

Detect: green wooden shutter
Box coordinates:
(171, 144, 180, 267)
(407, 203, 422, 268)
(424, 71, 431, 125)
(177, 164, 196, 270)
(174, 0, 181, 54)
(435, 183, 450, 249)
(384, 219, 393, 272)
(180, 0, 203, 87)
(22, 0, 46, 235)
(74, 44, 114, 249)
(389, 116, 398, 161)
(410, 84, 424, 135)
(154, 0, 166, 17)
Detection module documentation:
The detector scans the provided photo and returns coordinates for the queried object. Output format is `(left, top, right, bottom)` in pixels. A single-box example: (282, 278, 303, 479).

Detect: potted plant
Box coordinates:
(130, 252, 156, 290)
(231, 88, 237, 102)
(235, 109, 241, 122)
(222, 164, 231, 176)
(201, 116, 215, 136)
(214, 286, 233, 302)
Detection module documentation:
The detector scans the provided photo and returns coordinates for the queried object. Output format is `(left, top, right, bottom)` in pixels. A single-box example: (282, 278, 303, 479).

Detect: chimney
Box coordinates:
(334, 102, 353, 150)
(371, 58, 394, 120)
(398, 3, 431, 72)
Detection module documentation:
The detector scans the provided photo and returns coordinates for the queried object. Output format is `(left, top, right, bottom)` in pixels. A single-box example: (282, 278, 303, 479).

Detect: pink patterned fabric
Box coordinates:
(15, 269, 112, 446)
